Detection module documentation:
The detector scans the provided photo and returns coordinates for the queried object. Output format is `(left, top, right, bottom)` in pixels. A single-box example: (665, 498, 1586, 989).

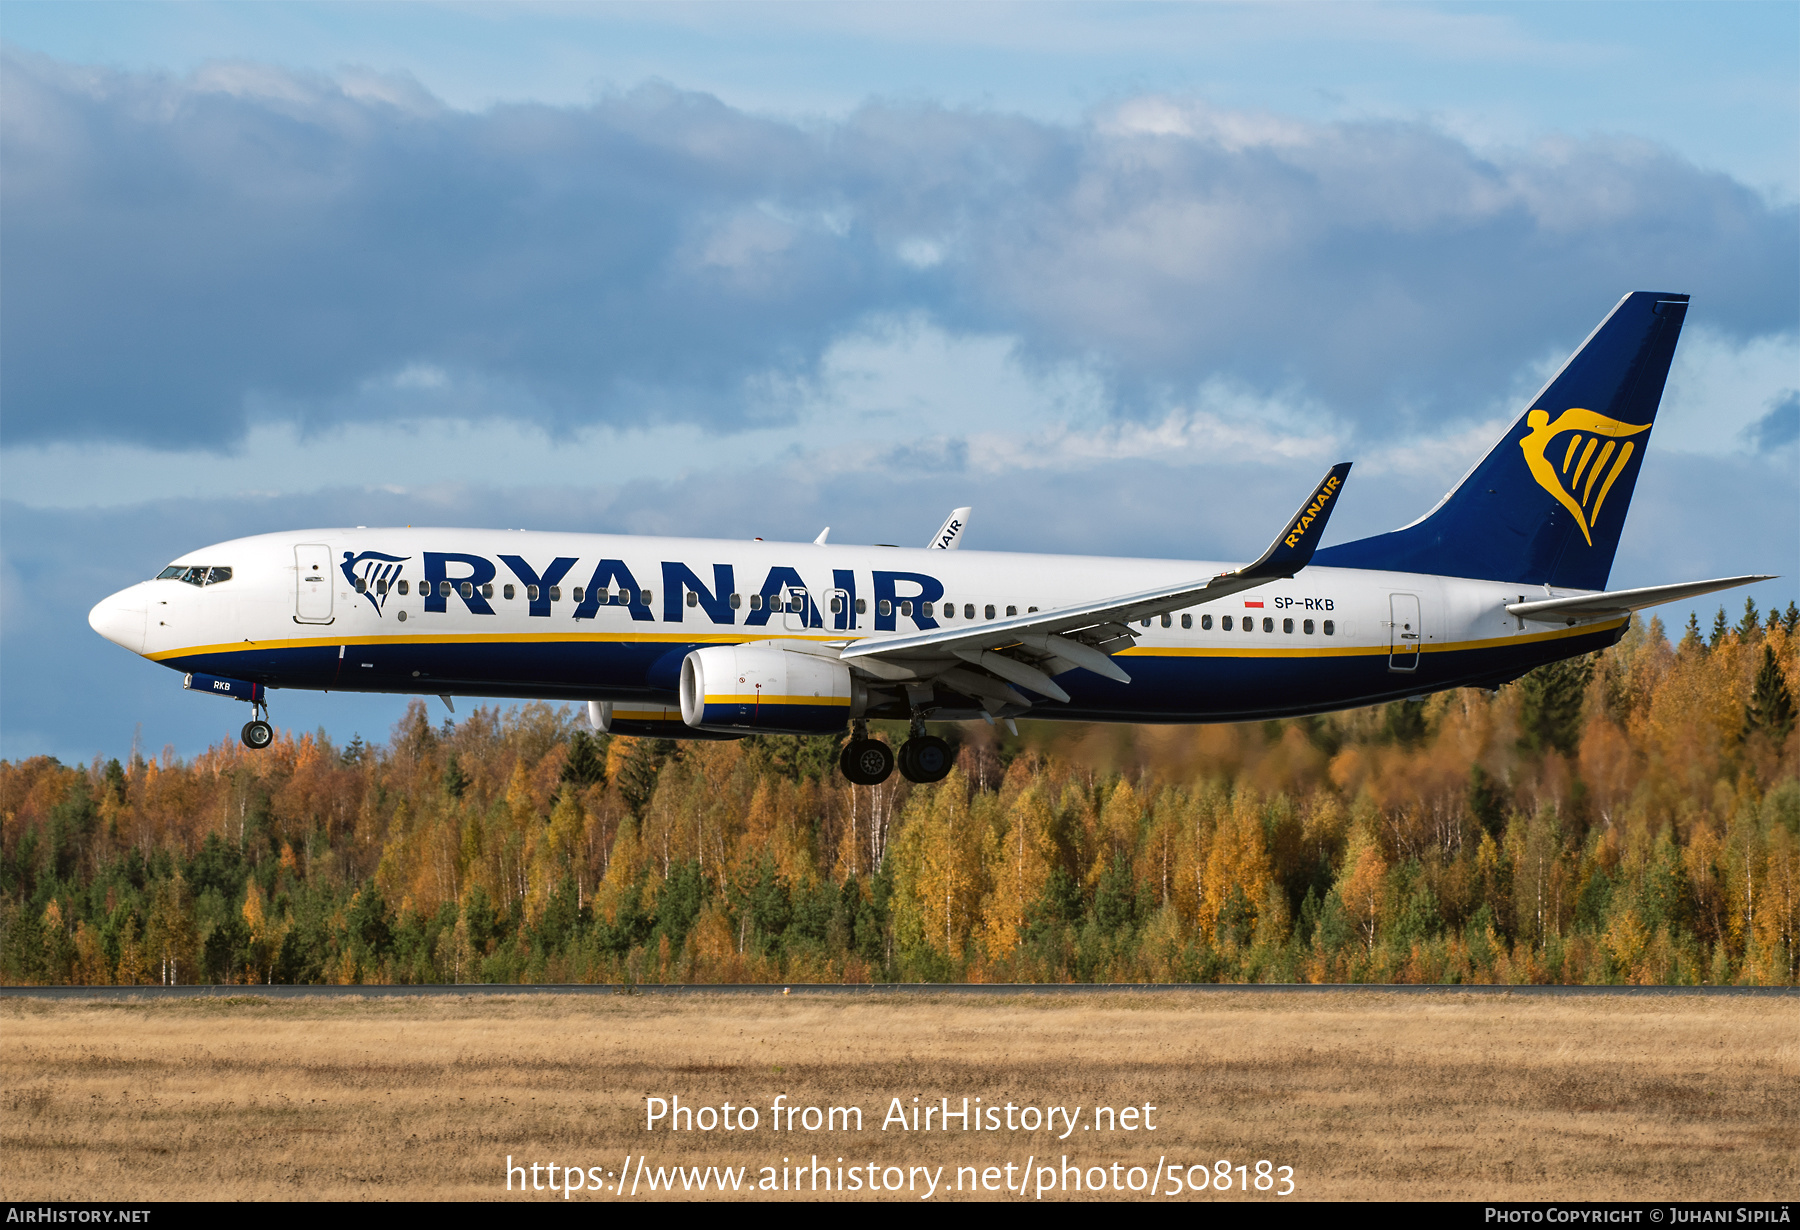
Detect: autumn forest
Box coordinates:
(3, 601, 1796, 986)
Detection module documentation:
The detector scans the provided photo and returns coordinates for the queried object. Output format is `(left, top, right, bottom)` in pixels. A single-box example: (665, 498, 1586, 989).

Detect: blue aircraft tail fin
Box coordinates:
(1313, 291, 1689, 590)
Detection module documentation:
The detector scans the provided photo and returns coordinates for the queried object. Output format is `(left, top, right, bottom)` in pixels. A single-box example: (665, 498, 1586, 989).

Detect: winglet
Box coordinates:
(1232, 463, 1352, 581)
(927, 507, 973, 550)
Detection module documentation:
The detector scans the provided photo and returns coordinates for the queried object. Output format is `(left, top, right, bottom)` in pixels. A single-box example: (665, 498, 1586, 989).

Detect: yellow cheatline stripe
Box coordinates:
(146, 628, 847, 662)
(152, 614, 1623, 666)
(705, 694, 852, 707)
(1119, 617, 1625, 660)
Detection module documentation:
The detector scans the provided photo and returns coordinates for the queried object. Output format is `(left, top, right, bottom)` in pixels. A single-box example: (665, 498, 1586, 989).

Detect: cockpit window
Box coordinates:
(156, 565, 232, 586)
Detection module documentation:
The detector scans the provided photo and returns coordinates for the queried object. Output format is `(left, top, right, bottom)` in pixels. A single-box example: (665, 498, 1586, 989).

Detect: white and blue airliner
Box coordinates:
(88, 292, 1773, 785)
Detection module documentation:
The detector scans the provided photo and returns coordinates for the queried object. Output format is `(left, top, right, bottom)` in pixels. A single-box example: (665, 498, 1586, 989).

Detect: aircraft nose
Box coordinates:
(89, 585, 149, 655)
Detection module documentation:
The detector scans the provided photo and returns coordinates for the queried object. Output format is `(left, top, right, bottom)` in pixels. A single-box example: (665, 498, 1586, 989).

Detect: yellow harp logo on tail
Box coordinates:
(1518, 408, 1650, 546)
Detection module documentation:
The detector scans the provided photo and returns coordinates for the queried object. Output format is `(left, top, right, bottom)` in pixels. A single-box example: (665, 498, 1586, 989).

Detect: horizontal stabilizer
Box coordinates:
(1505, 575, 1775, 621)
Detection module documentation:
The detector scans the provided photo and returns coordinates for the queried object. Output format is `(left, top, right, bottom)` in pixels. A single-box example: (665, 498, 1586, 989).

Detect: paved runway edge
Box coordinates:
(2, 982, 1793, 998)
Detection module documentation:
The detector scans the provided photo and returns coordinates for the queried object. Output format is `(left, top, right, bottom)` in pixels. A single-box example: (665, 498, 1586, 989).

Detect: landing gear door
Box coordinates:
(1388, 592, 1420, 672)
(295, 544, 335, 624)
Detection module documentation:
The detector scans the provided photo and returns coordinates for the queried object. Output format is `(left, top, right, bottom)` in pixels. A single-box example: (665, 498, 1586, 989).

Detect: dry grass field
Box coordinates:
(2, 990, 1793, 1202)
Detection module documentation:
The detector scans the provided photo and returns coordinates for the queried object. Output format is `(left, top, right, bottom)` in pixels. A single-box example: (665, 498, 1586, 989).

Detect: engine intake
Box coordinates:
(680, 643, 865, 734)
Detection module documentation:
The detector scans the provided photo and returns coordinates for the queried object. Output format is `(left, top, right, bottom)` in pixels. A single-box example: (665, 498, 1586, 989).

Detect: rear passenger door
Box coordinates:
(1388, 592, 1420, 671)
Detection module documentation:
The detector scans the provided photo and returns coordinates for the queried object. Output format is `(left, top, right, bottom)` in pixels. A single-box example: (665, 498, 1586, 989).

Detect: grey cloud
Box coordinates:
(3, 51, 1795, 451)
(1745, 390, 1799, 452)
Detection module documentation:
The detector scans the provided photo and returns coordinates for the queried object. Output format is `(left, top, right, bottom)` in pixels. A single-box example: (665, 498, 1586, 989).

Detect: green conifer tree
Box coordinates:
(617, 738, 677, 818)
(1518, 654, 1595, 756)
(1680, 611, 1705, 653)
(561, 730, 607, 788)
(1736, 596, 1761, 642)
(1745, 645, 1796, 740)
(1709, 606, 1730, 650)
(441, 751, 468, 799)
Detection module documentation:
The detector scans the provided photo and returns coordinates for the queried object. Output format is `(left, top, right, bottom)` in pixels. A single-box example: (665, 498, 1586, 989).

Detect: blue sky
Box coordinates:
(1, 2, 1795, 764)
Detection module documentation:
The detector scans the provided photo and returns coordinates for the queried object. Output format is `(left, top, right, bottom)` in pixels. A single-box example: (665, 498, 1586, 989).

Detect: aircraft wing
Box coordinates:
(1505, 575, 1775, 622)
(840, 463, 1351, 701)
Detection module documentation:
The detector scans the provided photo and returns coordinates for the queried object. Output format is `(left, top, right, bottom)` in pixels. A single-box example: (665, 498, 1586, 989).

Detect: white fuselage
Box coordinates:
(89, 527, 1622, 725)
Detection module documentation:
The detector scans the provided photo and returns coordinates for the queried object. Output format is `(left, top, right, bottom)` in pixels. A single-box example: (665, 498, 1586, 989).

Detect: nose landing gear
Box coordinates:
(240, 699, 274, 750)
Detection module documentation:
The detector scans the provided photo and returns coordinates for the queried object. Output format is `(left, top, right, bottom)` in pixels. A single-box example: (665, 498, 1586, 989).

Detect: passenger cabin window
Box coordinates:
(354, 577, 367, 593)
(1283, 618, 1294, 634)
(527, 585, 539, 601)
(1007, 605, 1017, 617)
(1303, 619, 1314, 635)
(964, 604, 974, 619)
(984, 604, 996, 620)
(686, 591, 699, 607)
(900, 600, 913, 617)
(941, 603, 953, 619)
(376, 579, 389, 596)
(641, 590, 652, 605)
(1262, 617, 1273, 632)
(830, 596, 844, 614)
(573, 587, 585, 603)
(549, 586, 562, 602)
(1323, 620, 1335, 636)
(1160, 614, 1171, 628)
(879, 599, 892, 616)
(1140, 618, 1151, 628)
(503, 584, 514, 600)
(460, 582, 474, 598)
(1201, 614, 1212, 630)
(856, 598, 867, 614)
(482, 583, 493, 599)
(398, 580, 410, 596)
(730, 593, 742, 609)
(1028, 606, 1038, 613)
(439, 581, 451, 597)
(750, 594, 763, 610)
(1244, 619, 1254, 634)
(1181, 614, 1191, 629)
(1221, 615, 1232, 630)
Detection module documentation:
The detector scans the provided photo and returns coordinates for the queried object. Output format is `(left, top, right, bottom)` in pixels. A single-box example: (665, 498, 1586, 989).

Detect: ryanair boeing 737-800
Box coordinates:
(88, 292, 1773, 785)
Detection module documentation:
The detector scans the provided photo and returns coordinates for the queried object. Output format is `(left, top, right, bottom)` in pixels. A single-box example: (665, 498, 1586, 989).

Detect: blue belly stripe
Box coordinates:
(156, 621, 1626, 724)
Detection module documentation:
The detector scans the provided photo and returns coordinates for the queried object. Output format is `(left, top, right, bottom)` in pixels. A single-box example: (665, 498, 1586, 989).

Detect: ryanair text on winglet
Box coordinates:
(1283, 474, 1342, 549)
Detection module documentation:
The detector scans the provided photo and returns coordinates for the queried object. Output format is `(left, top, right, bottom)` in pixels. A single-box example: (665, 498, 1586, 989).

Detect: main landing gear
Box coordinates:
(241, 700, 274, 750)
(837, 718, 954, 786)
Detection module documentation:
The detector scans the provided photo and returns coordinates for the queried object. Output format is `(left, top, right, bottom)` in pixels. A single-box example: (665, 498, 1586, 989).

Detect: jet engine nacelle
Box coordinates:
(680, 643, 866, 735)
